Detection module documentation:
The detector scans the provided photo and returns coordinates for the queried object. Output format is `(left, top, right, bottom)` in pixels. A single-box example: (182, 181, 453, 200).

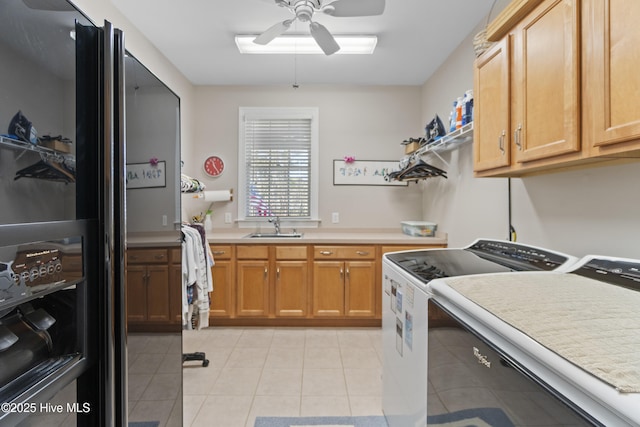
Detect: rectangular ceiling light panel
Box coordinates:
(235, 35, 377, 54)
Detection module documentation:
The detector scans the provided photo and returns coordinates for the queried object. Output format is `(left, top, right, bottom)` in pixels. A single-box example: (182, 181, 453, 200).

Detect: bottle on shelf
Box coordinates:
(449, 100, 457, 132)
(455, 97, 463, 129)
(462, 90, 474, 125)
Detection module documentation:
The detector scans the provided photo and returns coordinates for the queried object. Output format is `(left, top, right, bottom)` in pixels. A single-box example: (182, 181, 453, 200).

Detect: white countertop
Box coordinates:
(127, 231, 181, 247)
(207, 228, 447, 245)
(126, 229, 447, 246)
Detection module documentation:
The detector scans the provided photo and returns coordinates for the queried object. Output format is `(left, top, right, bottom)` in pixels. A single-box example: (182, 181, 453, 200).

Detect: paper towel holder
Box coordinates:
(191, 189, 233, 202)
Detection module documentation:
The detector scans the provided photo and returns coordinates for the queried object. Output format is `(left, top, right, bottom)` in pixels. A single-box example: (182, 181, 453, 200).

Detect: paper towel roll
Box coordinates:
(197, 190, 233, 202)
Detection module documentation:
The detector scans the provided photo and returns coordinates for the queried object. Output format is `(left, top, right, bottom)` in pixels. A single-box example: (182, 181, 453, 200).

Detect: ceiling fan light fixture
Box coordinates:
(236, 35, 377, 55)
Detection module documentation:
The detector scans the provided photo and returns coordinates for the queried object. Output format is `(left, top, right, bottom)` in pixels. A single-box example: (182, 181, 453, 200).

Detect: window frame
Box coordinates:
(237, 107, 320, 228)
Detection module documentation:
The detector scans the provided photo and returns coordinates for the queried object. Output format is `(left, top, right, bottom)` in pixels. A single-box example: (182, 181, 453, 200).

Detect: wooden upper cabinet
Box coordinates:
(474, 37, 511, 172)
(583, 0, 640, 153)
(511, 0, 580, 163)
(474, 0, 584, 176)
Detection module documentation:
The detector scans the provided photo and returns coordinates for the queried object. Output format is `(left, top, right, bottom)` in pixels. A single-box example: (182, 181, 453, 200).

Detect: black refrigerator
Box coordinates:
(0, 0, 127, 425)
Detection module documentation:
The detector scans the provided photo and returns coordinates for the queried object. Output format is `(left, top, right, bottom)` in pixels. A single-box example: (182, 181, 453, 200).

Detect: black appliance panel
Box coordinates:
(386, 240, 569, 283)
(428, 299, 595, 426)
(572, 258, 640, 292)
(0, 237, 83, 314)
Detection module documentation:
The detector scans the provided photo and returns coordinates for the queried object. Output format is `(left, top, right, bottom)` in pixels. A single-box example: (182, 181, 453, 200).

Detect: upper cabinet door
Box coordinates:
(511, 0, 580, 164)
(583, 0, 640, 152)
(474, 38, 511, 172)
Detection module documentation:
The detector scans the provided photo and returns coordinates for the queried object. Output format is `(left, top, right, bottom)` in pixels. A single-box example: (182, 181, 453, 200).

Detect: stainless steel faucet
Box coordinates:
(268, 216, 281, 235)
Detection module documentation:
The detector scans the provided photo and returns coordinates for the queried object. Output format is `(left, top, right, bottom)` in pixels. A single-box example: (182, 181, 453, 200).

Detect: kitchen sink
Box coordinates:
(244, 232, 303, 238)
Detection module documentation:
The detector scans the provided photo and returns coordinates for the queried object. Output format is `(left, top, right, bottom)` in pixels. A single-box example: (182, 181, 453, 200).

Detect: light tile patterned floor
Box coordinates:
(182, 327, 384, 427)
(128, 332, 183, 427)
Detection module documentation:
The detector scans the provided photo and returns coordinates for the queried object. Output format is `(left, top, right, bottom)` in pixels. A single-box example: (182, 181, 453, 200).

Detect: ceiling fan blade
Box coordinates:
(22, 0, 76, 11)
(309, 21, 340, 55)
(324, 0, 385, 17)
(253, 19, 294, 45)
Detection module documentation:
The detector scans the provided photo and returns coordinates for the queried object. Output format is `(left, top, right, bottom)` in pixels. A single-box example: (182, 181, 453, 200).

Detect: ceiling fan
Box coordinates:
(254, 0, 385, 55)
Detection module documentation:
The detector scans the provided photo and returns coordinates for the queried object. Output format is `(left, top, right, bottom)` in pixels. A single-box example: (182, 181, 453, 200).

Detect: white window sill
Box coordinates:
(236, 218, 322, 229)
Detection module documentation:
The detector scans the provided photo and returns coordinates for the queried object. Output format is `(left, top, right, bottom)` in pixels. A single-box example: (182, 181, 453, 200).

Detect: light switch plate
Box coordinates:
(332, 212, 339, 223)
(224, 212, 232, 223)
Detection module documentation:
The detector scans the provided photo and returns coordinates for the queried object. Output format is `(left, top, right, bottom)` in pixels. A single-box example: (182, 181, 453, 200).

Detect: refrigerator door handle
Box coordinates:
(101, 20, 128, 427)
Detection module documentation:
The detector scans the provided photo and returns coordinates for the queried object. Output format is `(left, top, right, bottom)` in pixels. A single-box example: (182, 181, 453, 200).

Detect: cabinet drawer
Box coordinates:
(237, 245, 269, 259)
(210, 245, 232, 260)
(314, 246, 375, 259)
(127, 249, 168, 264)
(275, 246, 308, 260)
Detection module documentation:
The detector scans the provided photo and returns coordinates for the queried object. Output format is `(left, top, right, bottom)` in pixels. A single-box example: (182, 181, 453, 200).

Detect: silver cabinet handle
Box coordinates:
(498, 130, 506, 155)
(154, 254, 164, 260)
(515, 124, 522, 151)
(320, 251, 333, 256)
(212, 250, 226, 256)
(340, 267, 344, 279)
(276, 267, 280, 280)
(264, 268, 268, 280)
(356, 251, 369, 256)
(346, 268, 350, 279)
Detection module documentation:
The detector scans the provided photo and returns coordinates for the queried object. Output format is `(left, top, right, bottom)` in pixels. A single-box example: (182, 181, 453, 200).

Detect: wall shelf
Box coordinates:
(0, 134, 74, 163)
(414, 121, 474, 158)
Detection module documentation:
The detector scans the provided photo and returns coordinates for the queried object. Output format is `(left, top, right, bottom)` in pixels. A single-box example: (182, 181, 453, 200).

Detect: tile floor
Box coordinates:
(128, 332, 183, 427)
(181, 327, 385, 427)
(14, 327, 384, 427)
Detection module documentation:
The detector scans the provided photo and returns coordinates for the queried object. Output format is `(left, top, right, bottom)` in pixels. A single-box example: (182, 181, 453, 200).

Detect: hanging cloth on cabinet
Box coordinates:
(181, 223, 214, 330)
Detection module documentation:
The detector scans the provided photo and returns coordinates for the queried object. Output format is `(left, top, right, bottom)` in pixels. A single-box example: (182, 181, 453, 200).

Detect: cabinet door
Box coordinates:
(146, 265, 170, 322)
(275, 261, 308, 317)
(345, 261, 376, 318)
(237, 260, 269, 317)
(474, 37, 511, 172)
(210, 260, 234, 317)
(126, 265, 147, 323)
(169, 263, 182, 324)
(583, 0, 640, 152)
(511, 0, 580, 163)
(312, 261, 345, 317)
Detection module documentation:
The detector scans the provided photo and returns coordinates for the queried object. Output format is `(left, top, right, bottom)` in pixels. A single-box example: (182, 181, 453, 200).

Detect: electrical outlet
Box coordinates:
(224, 212, 232, 224)
(331, 212, 339, 223)
(162, 215, 167, 226)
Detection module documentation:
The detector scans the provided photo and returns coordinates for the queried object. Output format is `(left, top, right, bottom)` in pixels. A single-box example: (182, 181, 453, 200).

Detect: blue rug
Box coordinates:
(428, 408, 515, 426)
(129, 422, 159, 427)
(254, 416, 388, 427)
(255, 408, 514, 427)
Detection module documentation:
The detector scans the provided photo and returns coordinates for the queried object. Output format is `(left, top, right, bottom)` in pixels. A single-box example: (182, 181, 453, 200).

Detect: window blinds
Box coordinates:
(244, 117, 312, 218)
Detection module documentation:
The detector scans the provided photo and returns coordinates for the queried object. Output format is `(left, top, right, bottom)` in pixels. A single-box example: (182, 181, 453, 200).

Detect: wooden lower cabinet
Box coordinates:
(312, 260, 376, 318)
(237, 260, 269, 317)
(210, 245, 234, 318)
(169, 249, 183, 325)
(126, 247, 180, 332)
(274, 261, 308, 317)
(345, 261, 376, 317)
(312, 261, 345, 317)
(208, 242, 446, 326)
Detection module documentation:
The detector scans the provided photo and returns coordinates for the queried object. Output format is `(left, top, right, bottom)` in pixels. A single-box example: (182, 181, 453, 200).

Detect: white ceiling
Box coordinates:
(111, 0, 495, 86)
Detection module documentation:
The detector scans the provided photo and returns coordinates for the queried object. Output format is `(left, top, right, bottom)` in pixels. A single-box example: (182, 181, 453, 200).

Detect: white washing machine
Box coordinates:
(425, 255, 640, 426)
(381, 239, 577, 427)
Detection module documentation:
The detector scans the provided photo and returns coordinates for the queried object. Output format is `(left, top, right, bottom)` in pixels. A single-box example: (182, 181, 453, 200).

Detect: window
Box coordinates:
(238, 107, 319, 225)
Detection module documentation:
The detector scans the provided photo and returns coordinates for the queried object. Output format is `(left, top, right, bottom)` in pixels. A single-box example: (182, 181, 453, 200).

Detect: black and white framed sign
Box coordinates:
(126, 161, 166, 189)
(333, 160, 407, 186)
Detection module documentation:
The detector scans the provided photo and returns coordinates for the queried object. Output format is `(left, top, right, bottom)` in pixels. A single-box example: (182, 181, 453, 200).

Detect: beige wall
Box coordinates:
(420, 21, 640, 258)
(184, 85, 424, 229)
(72, 0, 195, 180)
